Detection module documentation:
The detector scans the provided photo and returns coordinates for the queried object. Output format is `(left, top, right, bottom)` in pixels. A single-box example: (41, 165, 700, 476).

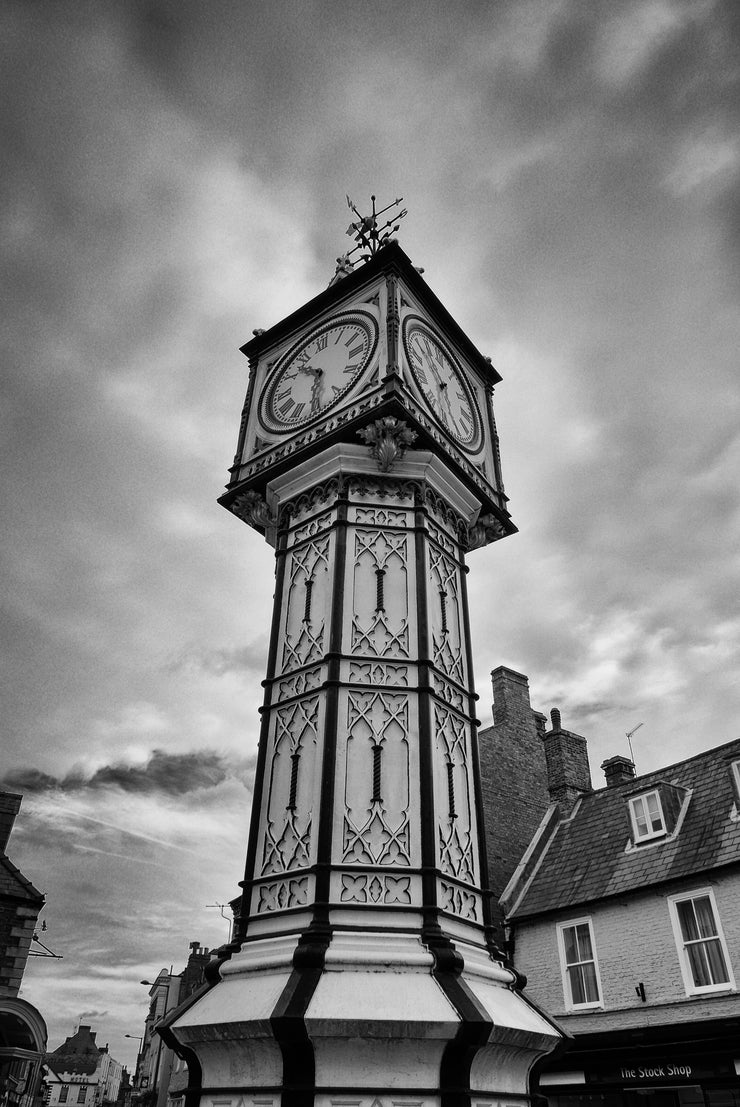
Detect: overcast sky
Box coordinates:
(2, 0, 739, 1070)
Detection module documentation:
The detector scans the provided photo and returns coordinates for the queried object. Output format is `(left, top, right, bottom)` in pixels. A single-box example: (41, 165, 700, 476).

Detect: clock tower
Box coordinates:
(166, 206, 560, 1107)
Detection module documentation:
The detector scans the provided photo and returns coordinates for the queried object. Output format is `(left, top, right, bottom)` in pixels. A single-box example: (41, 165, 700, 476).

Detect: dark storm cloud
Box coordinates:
(1, 749, 254, 796)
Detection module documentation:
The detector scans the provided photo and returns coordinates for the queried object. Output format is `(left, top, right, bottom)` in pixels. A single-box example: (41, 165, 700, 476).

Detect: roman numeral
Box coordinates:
(314, 333, 328, 351)
(346, 343, 364, 360)
(278, 396, 295, 416)
(333, 328, 345, 344)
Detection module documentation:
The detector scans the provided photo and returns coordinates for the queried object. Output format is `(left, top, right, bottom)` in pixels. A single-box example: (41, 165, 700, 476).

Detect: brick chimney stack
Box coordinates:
(542, 707, 591, 809)
(478, 667, 551, 933)
(601, 754, 636, 787)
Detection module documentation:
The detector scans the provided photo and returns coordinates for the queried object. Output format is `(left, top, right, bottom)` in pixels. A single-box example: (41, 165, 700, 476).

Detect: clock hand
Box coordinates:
(309, 367, 324, 411)
(437, 379, 460, 432)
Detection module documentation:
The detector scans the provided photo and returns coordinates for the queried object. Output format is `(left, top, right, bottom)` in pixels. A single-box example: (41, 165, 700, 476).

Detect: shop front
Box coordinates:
(538, 1018, 740, 1107)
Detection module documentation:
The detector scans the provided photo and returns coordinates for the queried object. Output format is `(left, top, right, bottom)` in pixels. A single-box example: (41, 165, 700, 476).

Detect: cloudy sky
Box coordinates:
(2, 0, 739, 1070)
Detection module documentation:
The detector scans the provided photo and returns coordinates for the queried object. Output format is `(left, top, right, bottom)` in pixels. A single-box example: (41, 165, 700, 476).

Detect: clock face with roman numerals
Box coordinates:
(403, 319, 482, 451)
(259, 311, 378, 433)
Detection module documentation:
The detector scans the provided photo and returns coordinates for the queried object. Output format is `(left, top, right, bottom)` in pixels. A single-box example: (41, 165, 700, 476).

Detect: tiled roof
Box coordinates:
(0, 853, 44, 903)
(506, 736, 740, 919)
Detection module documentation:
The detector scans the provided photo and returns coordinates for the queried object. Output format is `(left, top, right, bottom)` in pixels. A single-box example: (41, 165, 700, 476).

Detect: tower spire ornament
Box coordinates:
(346, 193, 407, 260)
(162, 235, 560, 1107)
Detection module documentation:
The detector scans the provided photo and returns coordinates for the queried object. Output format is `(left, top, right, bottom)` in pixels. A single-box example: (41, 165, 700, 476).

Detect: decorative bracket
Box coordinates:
(357, 417, 417, 473)
(465, 512, 507, 550)
(231, 490, 278, 535)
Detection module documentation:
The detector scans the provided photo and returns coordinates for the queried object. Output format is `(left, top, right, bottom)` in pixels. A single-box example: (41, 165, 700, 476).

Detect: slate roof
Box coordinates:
(505, 736, 740, 920)
(0, 853, 44, 904)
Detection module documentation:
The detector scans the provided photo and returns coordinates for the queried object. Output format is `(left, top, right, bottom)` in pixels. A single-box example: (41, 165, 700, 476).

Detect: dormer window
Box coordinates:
(629, 789, 666, 842)
(731, 760, 740, 801)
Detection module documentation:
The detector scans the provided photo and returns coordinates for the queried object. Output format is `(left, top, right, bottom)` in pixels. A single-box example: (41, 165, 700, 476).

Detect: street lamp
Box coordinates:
(124, 1034, 144, 1090)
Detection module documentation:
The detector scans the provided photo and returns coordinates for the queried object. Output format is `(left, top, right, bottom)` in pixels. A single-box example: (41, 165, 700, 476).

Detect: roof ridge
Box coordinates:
(590, 734, 740, 795)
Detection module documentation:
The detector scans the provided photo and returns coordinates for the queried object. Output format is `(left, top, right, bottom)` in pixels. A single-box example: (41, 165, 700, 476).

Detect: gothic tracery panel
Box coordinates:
(349, 661, 409, 686)
(342, 690, 411, 866)
(434, 703, 476, 884)
(351, 530, 410, 658)
(428, 544, 465, 685)
(256, 877, 309, 913)
(260, 696, 318, 876)
(340, 873, 412, 905)
(280, 535, 330, 672)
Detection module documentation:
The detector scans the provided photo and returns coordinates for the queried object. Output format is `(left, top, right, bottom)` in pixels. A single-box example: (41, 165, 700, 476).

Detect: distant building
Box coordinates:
(499, 709, 740, 1107)
(0, 791, 48, 1107)
(133, 942, 210, 1107)
(44, 1026, 123, 1107)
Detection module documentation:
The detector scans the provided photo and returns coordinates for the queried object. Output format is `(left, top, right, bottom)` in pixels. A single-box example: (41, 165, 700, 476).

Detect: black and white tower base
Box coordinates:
(165, 230, 560, 1107)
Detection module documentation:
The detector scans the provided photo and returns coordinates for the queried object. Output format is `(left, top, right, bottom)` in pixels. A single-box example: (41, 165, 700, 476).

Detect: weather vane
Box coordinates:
(346, 192, 407, 255)
(329, 194, 407, 285)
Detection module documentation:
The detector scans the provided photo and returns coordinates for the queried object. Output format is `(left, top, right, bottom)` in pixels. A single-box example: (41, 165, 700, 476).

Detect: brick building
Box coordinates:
(478, 666, 590, 934)
(44, 1026, 123, 1107)
(0, 791, 47, 1107)
(498, 713, 740, 1107)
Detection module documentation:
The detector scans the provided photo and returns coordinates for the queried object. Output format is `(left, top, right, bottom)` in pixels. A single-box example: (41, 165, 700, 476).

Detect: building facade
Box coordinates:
(44, 1026, 123, 1107)
(0, 791, 48, 1107)
(499, 717, 740, 1107)
(133, 943, 210, 1107)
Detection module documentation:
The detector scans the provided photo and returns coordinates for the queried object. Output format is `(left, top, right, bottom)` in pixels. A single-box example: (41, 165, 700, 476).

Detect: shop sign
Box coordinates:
(586, 1057, 735, 1085)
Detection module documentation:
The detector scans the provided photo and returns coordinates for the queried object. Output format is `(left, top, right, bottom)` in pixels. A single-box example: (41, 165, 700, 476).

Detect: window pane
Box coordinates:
(686, 940, 712, 987)
(646, 792, 661, 826)
(694, 895, 718, 939)
(581, 961, 599, 1002)
(575, 923, 593, 961)
(563, 925, 578, 964)
(677, 899, 699, 942)
(568, 964, 587, 1004)
(705, 937, 729, 984)
(633, 798, 648, 835)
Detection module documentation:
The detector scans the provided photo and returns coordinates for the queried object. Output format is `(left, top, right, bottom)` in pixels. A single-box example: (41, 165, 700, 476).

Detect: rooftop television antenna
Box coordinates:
(626, 722, 644, 768)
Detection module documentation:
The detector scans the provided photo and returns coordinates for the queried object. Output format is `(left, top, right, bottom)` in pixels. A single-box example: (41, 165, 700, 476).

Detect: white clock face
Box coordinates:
(259, 312, 378, 432)
(403, 320, 482, 451)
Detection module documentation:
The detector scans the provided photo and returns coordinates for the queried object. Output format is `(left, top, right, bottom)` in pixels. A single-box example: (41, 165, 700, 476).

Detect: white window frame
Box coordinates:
(668, 888, 735, 996)
(556, 917, 603, 1010)
(629, 789, 666, 842)
(731, 761, 740, 799)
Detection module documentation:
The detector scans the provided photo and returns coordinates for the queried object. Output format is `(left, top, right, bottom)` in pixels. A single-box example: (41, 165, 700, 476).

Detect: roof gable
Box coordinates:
(0, 854, 44, 904)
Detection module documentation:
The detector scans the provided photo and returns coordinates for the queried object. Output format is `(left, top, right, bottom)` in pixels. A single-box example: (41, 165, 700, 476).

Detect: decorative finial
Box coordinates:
(344, 194, 407, 264)
(357, 417, 417, 472)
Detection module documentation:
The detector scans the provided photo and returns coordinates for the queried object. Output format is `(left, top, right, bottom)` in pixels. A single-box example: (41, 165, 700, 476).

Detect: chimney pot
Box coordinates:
(550, 707, 561, 731)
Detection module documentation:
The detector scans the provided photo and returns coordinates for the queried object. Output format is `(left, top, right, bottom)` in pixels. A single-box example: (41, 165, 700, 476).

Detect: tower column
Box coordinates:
(167, 446, 559, 1107)
(162, 234, 561, 1107)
